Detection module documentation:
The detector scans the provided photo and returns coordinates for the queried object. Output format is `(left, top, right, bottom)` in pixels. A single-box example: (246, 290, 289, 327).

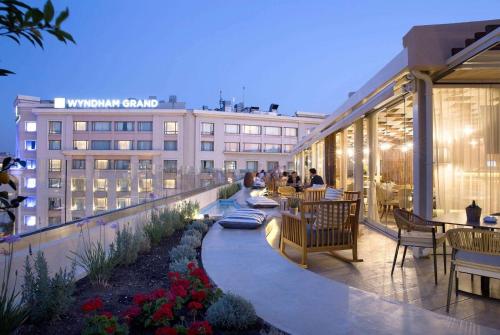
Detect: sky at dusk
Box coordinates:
(1, 0, 499, 152)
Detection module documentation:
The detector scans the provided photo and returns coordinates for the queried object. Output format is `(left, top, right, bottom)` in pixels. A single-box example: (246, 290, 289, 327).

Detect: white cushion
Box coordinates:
(324, 187, 343, 201)
(401, 231, 446, 248)
(312, 184, 326, 189)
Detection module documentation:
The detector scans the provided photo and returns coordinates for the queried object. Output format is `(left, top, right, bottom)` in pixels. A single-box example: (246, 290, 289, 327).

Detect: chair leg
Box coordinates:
(433, 242, 438, 285)
(455, 272, 459, 296)
(400, 246, 408, 268)
(443, 241, 447, 274)
(446, 262, 455, 313)
(391, 241, 400, 276)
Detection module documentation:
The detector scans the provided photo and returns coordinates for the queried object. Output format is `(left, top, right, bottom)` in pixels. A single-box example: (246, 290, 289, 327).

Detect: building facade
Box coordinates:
(12, 95, 323, 233)
(293, 20, 500, 235)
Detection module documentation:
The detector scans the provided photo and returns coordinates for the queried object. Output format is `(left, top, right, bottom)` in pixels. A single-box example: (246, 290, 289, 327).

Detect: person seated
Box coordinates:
(287, 171, 302, 191)
(305, 168, 324, 188)
(280, 171, 289, 185)
(258, 169, 266, 179)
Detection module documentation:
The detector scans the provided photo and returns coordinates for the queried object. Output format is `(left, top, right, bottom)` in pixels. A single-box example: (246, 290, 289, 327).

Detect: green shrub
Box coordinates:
(22, 251, 75, 323)
(169, 244, 197, 263)
(218, 183, 241, 199)
(183, 228, 202, 240)
(70, 241, 117, 287)
(206, 293, 257, 330)
(143, 212, 175, 246)
(177, 201, 200, 224)
(188, 220, 209, 234)
(169, 257, 194, 274)
(180, 234, 201, 249)
(110, 224, 142, 266)
(161, 208, 184, 231)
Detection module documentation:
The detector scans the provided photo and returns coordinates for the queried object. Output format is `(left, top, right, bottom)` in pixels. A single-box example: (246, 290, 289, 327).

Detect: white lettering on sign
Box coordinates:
(53, 98, 159, 109)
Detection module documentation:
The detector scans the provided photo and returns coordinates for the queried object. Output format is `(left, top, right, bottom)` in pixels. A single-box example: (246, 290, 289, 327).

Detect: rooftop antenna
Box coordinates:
(242, 86, 246, 105)
(219, 89, 223, 110)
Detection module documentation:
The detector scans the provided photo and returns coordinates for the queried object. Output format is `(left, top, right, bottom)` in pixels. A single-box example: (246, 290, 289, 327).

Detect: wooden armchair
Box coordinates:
(297, 187, 326, 201)
(280, 198, 362, 268)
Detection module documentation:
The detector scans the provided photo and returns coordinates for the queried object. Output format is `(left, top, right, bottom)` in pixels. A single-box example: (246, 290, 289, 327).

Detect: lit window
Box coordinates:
(48, 178, 62, 188)
(116, 178, 130, 192)
(164, 140, 177, 151)
(263, 144, 282, 153)
(225, 124, 239, 134)
(71, 178, 86, 191)
(73, 121, 88, 131)
(94, 178, 107, 191)
(243, 143, 261, 152)
(137, 140, 152, 150)
(115, 121, 134, 131)
(48, 121, 62, 134)
(91, 140, 111, 150)
(201, 122, 214, 135)
(224, 161, 237, 172)
(48, 140, 61, 150)
(138, 121, 152, 132)
(163, 179, 176, 189)
(224, 142, 239, 152)
(48, 197, 62, 210)
(92, 121, 112, 131)
(72, 198, 85, 211)
(114, 160, 131, 170)
(25, 177, 36, 189)
(242, 125, 261, 135)
(115, 140, 133, 150)
(24, 215, 36, 227)
(73, 140, 88, 150)
(139, 178, 153, 192)
(48, 159, 61, 172)
(201, 160, 214, 172)
(117, 198, 131, 209)
(25, 140, 36, 151)
(26, 159, 36, 169)
(164, 121, 178, 135)
(25, 121, 37, 132)
(139, 159, 152, 170)
(163, 160, 177, 173)
(201, 141, 214, 151)
(284, 127, 298, 137)
(264, 126, 281, 136)
(94, 198, 108, 211)
(24, 197, 36, 208)
(283, 144, 293, 153)
(94, 159, 111, 170)
(246, 161, 258, 172)
(72, 159, 86, 170)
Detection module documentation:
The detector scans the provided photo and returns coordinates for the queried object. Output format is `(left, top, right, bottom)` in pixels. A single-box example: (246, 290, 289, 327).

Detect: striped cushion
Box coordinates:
(313, 203, 350, 229)
(324, 187, 343, 200)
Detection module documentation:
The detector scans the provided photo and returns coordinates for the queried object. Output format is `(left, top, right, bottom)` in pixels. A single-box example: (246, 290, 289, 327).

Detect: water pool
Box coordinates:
(199, 199, 241, 219)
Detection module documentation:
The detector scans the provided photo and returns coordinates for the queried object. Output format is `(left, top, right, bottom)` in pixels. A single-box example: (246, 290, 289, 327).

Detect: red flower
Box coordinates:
(187, 261, 197, 271)
(188, 301, 203, 311)
(152, 303, 174, 322)
(105, 325, 116, 334)
(101, 311, 113, 319)
(168, 272, 181, 281)
(133, 293, 151, 305)
(174, 278, 191, 289)
(170, 285, 187, 298)
(190, 290, 207, 302)
(190, 268, 210, 286)
(81, 297, 103, 313)
(152, 288, 167, 299)
(123, 306, 141, 321)
(188, 321, 213, 335)
(155, 327, 178, 335)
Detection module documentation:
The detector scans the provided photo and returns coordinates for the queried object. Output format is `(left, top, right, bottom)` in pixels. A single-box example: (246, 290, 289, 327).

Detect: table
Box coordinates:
(434, 212, 499, 298)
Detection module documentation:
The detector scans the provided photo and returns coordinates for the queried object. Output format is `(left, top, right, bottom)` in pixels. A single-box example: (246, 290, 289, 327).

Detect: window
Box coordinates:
(115, 140, 133, 150)
(116, 178, 130, 192)
(242, 125, 261, 135)
(164, 121, 178, 135)
(73, 121, 88, 131)
(139, 159, 152, 170)
(264, 126, 281, 136)
(94, 159, 111, 170)
(138, 121, 153, 132)
(246, 161, 258, 172)
(264, 144, 282, 153)
(201, 160, 214, 172)
(72, 159, 85, 170)
(26, 159, 36, 169)
(163, 160, 177, 173)
(201, 122, 214, 135)
(25, 140, 36, 151)
(25, 121, 36, 132)
(243, 143, 261, 152)
(164, 140, 177, 151)
(201, 141, 214, 151)
(283, 144, 294, 153)
(48, 217, 61, 225)
(48, 197, 62, 210)
(48, 159, 61, 172)
(224, 142, 240, 152)
(225, 124, 240, 134)
(49, 121, 62, 134)
(24, 197, 36, 208)
(114, 160, 131, 170)
(92, 121, 112, 131)
(91, 140, 112, 150)
(163, 179, 176, 189)
(137, 140, 152, 150)
(72, 178, 86, 191)
(72, 198, 85, 211)
(73, 140, 88, 150)
(94, 198, 107, 211)
(287, 161, 295, 171)
(139, 178, 153, 192)
(25, 177, 36, 189)
(267, 161, 279, 171)
(48, 178, 62, 188)
(284, 127, 298, 137)
(115, 121, 134, 131)
(24, 215, 36, 227)
(117, 198, 131, 209)
(224, 161, 237, 172)
(94, 178, 107, 191)
(49, 140, 61, 150)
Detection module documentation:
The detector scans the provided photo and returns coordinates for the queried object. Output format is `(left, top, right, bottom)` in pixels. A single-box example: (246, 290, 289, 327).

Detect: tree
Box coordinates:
(0, 157, 26, 235)
(0, 0, 75, 76)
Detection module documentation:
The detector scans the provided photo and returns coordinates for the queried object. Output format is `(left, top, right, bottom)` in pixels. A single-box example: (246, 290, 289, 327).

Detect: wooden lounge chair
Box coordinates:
(280, 198, 362, 268)
(446, 228, 500, 312)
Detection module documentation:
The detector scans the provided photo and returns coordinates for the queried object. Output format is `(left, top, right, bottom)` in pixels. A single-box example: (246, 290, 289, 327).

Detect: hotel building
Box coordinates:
(12, 95, 323, 233)
(293, 20, 500, 235)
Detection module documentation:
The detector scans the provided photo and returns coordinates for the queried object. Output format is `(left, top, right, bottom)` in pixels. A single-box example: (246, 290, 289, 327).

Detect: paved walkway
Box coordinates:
(201, 190, 499, 335)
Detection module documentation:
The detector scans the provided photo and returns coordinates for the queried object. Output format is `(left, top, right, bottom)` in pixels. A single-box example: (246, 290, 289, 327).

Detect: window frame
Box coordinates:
(164, 121, 179, 135)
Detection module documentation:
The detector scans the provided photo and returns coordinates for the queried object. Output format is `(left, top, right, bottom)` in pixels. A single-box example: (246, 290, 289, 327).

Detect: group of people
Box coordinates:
(255, 168, 324, 192)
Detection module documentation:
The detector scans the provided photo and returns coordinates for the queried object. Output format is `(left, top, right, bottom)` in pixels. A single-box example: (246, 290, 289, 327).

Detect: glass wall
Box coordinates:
(433, 86, 500, 216)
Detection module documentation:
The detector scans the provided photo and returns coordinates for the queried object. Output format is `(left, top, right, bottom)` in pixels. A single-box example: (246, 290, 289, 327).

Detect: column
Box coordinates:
(367, 113, 379, 221)
(354, 119, 364, 215)
(340, 131, 348, 189)
(85, 156, 93, 217)
(324, 133, 336, 186)
(131, 156, 139, 204)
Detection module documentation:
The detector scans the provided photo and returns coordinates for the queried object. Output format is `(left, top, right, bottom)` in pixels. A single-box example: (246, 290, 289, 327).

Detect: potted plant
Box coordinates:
(288, 197, 300, 215)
